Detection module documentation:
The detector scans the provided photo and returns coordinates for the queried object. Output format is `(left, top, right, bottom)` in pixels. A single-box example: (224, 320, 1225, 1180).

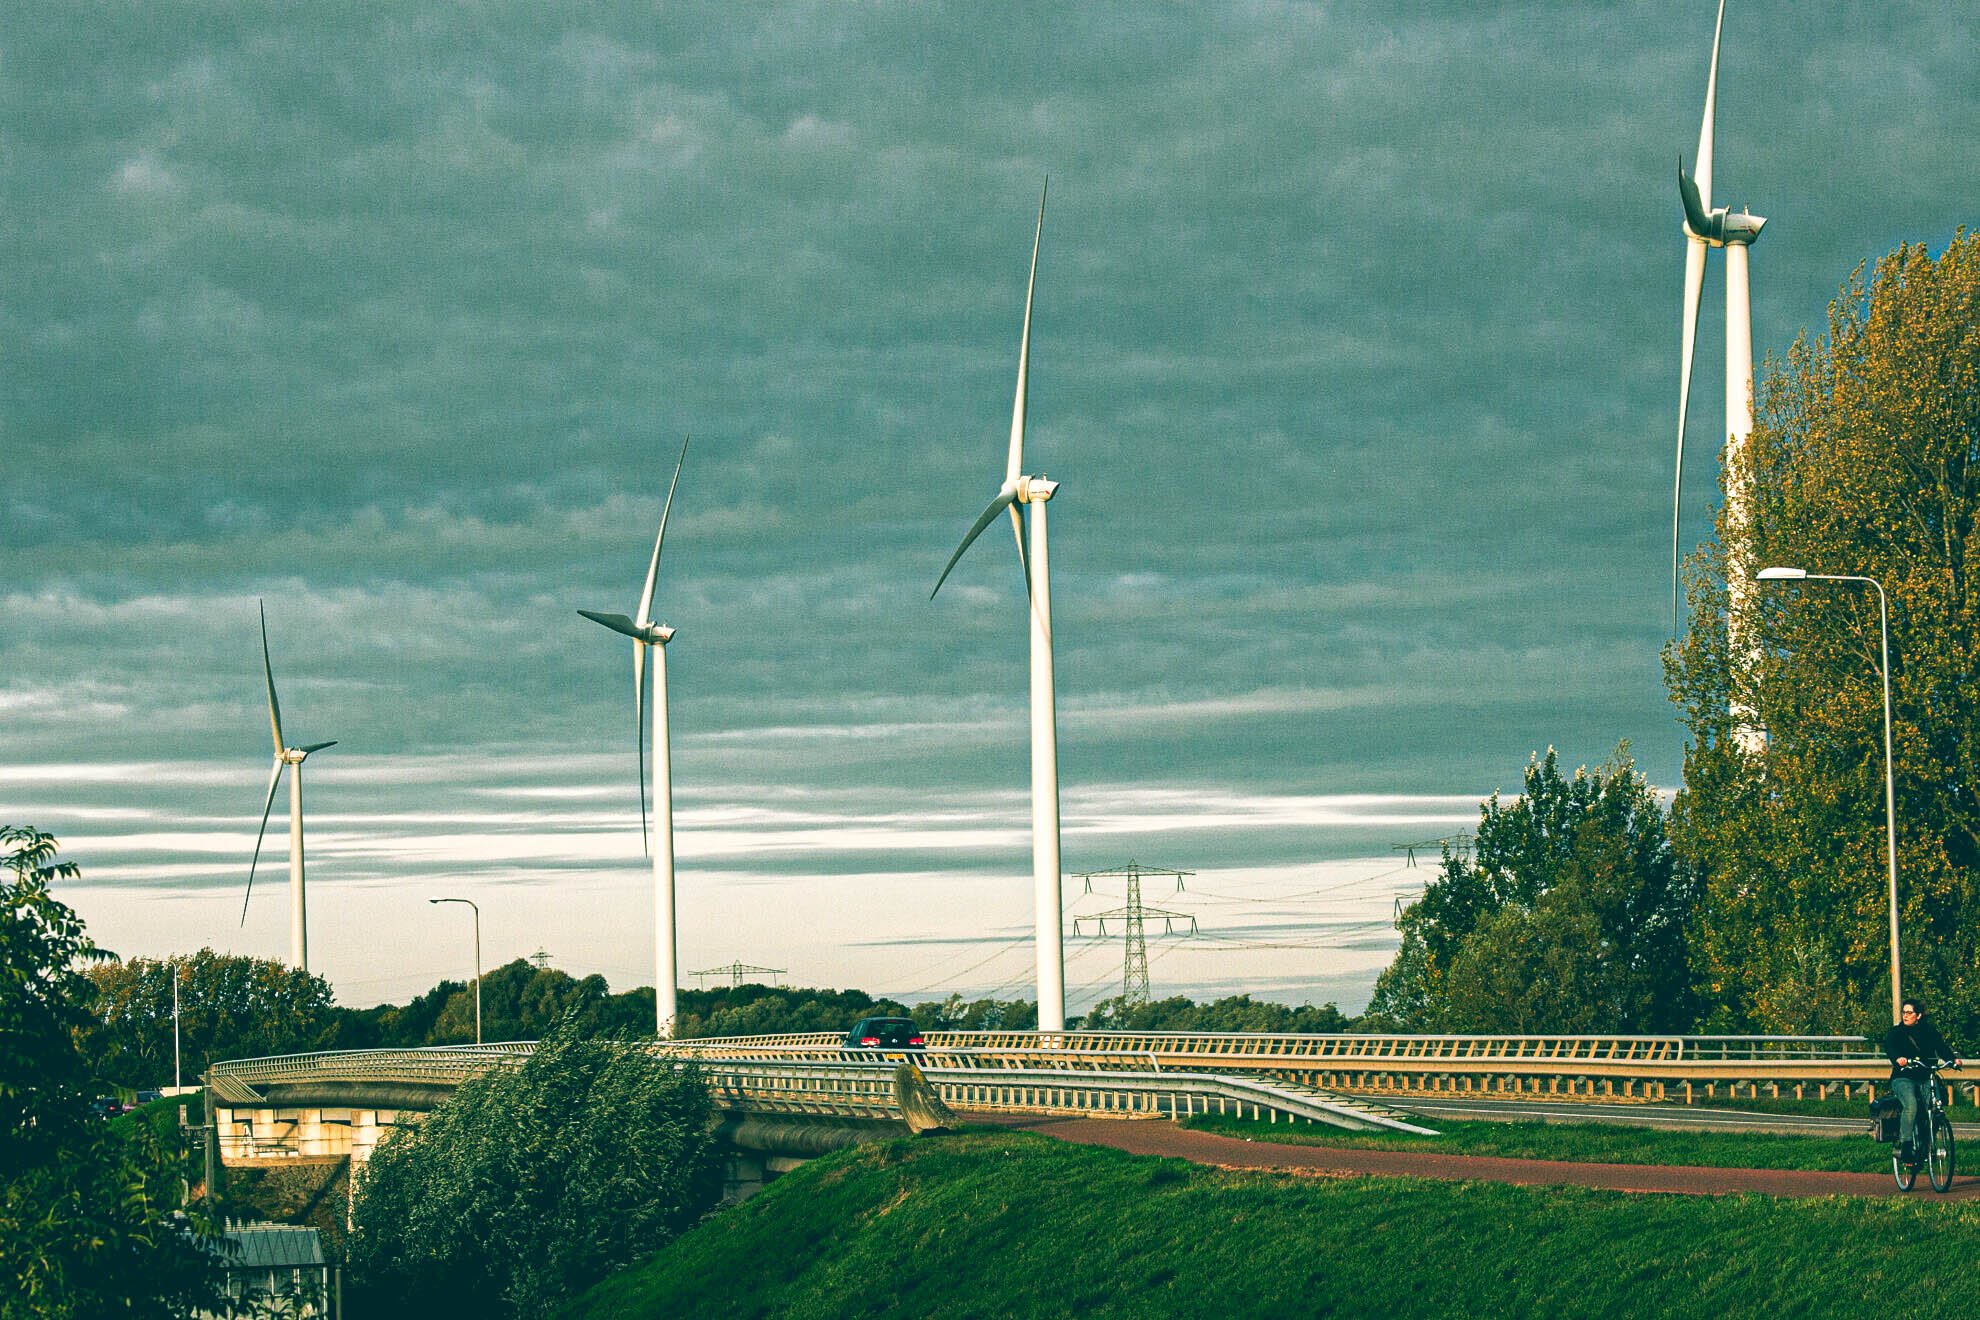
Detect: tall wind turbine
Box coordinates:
(579, 435, 690, 1038)
(1672, 0, 1766, 672)
(931, 183, 1069, 1033)
(243, 601, 337, 972)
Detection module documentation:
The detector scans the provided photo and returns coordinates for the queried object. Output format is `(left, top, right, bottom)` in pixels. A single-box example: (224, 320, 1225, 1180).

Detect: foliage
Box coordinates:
(347, 1021, 721, 1319)
(909, 993, 1038, 1032)
(1078, 994, 1354, 1033)
(1667, 232, 1980, 1037)
(83, 949, 335, 1086)
(0, 826, 222, 1319)
(329, 959, 652, 1048)
(562, 1129, 1980, 1320)
(1365, 744, 1698, 1032)
(673, 984, 912, 1038)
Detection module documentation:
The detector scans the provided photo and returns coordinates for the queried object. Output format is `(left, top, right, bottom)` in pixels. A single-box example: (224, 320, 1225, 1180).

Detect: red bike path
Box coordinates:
(980, 1112, 1980, 1199)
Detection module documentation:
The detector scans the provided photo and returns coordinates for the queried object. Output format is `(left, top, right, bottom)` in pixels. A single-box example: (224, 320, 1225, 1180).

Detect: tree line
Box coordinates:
(86, 947, 1373, 1084)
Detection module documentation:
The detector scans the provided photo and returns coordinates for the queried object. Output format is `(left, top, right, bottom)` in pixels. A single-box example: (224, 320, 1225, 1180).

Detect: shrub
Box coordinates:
(347, 1023, 720, 1318)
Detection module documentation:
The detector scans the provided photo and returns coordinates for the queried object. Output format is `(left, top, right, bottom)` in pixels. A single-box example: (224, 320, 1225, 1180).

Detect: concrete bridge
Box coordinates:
(205, 1030, 1949, 1199)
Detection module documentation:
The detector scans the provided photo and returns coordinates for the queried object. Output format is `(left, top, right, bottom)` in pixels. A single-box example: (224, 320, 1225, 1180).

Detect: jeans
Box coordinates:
(1893, 1075, 1929, 1152)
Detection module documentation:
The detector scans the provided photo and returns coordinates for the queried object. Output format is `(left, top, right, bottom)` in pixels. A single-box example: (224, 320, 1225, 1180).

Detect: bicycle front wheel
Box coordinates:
(1929, 1111, 1956, 1192)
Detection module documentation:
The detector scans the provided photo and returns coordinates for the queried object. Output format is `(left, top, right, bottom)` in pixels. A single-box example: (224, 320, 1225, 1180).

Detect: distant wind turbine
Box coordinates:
(579, 435, 690, 1038)
(243, 601, 337, 972)
(931, 182, 1070, 1033)
(1672, 0, 1767, 639)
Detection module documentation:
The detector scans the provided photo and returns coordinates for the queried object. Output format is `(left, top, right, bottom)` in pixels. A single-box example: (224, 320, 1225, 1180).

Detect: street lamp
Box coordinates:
(428, 897, 482, 1044)
(1754, 565, 1902, 1024)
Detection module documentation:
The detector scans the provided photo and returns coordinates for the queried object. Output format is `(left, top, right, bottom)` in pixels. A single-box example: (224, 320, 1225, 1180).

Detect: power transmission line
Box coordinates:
(688, 961, 786, 988)
(1392, 830, 1471, 867)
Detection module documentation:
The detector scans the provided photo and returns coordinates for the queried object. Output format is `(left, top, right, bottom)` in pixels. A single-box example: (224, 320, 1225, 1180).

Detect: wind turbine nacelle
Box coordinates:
(649, 624, 676, 644)
(1016, 475, 1059, 504)
(1679, 167, 1765, 247)
(1719, 210, 1764, 245)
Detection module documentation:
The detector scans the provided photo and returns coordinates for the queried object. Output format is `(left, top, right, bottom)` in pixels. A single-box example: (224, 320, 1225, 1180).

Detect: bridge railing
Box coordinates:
(649, 1030, 1915, 1104)
(211, 1030, 1929, 1120)
(656, 1031, 1882, 1064)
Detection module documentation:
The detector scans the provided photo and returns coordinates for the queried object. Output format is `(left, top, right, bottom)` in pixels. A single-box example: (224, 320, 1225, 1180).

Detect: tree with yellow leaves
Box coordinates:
(1667, 232, 1980, 1037)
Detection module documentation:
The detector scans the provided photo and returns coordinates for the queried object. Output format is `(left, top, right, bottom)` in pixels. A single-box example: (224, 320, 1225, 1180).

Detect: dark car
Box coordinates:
(843, 1017, 925, 1050)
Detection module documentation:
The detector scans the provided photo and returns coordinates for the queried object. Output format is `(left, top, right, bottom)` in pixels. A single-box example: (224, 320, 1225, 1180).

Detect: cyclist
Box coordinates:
(1884, 998, 1960, 1165)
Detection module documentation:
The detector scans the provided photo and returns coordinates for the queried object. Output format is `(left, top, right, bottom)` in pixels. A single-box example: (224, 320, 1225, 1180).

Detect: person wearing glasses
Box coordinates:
(1884, 999, 1960, 1165)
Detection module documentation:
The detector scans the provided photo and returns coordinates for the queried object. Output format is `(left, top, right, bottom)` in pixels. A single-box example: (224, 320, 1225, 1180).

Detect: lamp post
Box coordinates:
(428, 897, 482, 1044)
(1754, 566, 1901, 1024)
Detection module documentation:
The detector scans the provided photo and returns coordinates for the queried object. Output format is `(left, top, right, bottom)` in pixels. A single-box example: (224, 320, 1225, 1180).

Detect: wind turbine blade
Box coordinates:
(259, 600, 284, 752)
(578, 609, 646, 641)
(637, 435, 690, 629)
(932, 490, 1018, 599)
(635, 641, 650, 857)
(1678, 163, 1713, 240)
(1695, 0, 1723, 213)
(1008, 502, 1031, 596)
(1673, 234, 1708, 633)
(298, 740, 338, 756)
(243, 758, 284, 926)
(1006, 181, 1047, 487)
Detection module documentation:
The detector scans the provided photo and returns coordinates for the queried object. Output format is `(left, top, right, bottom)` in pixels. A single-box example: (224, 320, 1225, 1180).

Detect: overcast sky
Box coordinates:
(4, 2, 1974, 1013)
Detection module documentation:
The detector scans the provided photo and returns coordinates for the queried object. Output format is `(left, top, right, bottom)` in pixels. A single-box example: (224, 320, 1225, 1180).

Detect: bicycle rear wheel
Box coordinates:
(1928, 1111, 1956, 1192)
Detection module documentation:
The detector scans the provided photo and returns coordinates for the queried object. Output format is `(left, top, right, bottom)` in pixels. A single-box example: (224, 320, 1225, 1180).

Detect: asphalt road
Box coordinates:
(982, 1112, 1980, 1199)
(1390, 1094, 1980, 1139)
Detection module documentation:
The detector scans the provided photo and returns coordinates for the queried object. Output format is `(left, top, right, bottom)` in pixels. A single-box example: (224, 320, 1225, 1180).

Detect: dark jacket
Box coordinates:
(1883, 1020, 1954, 1078)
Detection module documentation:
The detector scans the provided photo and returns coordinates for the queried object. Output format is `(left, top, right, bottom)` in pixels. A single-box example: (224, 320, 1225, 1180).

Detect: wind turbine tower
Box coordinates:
(579, 436, 691, 1037)
(932, 183, 1071, 1032)
(1673, 0, 1767, 751)
(243, 602, 337, 972)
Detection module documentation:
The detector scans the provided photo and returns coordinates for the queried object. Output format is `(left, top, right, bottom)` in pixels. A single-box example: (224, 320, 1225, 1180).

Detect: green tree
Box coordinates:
(1365, 745, 1697, 1032)
(674, 985, 912, 1038)
(1667, 233, 1980, 1037)
(1079, 995, 1354, 1033)
(347, 1023, 720, 1318)
(415, 959, 654, 1044)
(912, 994, 1038, 1032)
(83, 949, 335, 1084)
(0, 827, 221, 1319)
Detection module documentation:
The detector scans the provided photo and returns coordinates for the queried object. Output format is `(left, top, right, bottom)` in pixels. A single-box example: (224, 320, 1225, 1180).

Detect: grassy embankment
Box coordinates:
(1182, 1112, 1887, 1172)
(563, 1127, 1980, 1320)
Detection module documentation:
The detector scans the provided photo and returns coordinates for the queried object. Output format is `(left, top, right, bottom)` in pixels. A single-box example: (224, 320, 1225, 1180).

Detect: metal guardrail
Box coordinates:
(653, 1031, 1947, 1105)
(209, 1031, 1964, 1126)
(658, 1031, 1884, 1064)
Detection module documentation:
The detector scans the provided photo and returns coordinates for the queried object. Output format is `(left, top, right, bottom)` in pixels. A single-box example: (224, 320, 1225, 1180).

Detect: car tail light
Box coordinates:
(860, 1036, 880, 1046)
(909, 1036, 925, 1046)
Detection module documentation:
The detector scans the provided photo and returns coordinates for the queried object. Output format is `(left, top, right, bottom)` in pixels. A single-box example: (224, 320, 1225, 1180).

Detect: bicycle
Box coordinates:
(1885, 1058, 1957, 1193)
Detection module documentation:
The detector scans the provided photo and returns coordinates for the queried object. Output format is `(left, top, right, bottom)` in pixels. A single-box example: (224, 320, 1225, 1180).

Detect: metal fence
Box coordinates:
(210, 1030, 1957, 1116)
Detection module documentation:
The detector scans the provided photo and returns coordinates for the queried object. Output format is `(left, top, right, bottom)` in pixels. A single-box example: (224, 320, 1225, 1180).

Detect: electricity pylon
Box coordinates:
(1073, 861, 1196, 1008)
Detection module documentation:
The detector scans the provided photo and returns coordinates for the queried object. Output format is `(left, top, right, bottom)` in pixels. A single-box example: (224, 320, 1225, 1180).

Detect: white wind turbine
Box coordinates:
(579, 435, 690, 1038)
(1672, 0, 1767, 648)
(931, 183, 1069, 1033)
(243, 601, 337, 972)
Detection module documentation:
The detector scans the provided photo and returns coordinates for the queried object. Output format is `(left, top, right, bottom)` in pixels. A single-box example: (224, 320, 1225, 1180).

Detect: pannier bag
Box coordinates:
(1868, 1095, 1901, 1143)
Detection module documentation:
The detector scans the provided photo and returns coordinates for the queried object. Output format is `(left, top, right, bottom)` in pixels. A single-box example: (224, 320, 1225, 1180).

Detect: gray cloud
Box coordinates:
(5, 0, 1973, 1007)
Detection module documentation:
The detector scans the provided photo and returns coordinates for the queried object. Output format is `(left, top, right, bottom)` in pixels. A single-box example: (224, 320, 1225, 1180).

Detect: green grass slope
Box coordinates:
(563, 1128, 1980, 1320)
(1184, 1113, 1887, 1171)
